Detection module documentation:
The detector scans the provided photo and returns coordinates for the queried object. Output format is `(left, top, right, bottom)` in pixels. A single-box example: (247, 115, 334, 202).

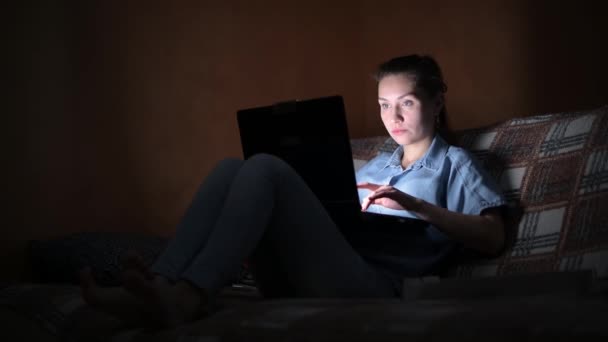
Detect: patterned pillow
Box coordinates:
(350, 105, 608, 279)
(28, 232, 256, 288)
(28, 232, 169, 286)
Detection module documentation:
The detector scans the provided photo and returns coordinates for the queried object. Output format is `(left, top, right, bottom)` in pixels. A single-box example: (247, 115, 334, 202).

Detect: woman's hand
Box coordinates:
(357, 183, 506, 255)
(357, 182, 424, 212)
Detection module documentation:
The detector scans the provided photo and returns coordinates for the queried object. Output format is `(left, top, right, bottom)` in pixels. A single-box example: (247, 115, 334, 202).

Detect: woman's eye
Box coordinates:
(402, 100, 414, 107)
(380, 103, 389, 110)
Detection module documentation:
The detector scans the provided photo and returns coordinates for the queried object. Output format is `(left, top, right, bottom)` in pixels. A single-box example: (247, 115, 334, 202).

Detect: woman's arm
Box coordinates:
(358, 182, 506, 256)
(414, 203, 505, 256)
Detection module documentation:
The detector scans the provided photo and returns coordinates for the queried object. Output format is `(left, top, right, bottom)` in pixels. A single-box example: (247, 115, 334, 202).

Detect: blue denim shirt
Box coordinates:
(351, 134, 506, 280)
(356, 134, 506, 218)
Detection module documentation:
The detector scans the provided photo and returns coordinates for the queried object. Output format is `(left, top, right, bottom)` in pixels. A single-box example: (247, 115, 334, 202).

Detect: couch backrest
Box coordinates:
(351, 105, 608, 279)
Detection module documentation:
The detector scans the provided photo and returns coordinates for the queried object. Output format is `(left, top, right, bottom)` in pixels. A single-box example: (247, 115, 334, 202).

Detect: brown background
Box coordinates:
(6, 0, 607, 280)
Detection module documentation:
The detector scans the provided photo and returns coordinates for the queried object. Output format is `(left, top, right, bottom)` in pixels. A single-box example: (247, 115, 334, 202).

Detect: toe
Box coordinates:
(122, 250, 153, 279)
(79, 267, 102, 306)
(122, 269, 157, 299)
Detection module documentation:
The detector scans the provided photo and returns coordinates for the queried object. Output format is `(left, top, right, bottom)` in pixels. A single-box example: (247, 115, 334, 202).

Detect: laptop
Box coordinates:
(236, 95, 420, 228)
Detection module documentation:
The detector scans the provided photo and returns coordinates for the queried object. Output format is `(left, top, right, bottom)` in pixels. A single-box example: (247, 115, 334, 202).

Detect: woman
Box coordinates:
(81, 54, 506, 328)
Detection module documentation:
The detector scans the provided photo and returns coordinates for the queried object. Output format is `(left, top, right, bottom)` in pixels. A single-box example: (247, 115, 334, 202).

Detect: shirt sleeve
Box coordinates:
(445, 149, 507, 215)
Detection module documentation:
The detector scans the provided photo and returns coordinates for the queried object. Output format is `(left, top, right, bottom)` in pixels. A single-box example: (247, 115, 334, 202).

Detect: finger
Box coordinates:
(122, 250, 154, 280)
(79, 266, 96, 289)
(363, 190, 391, 210)
(357, 182, 381, 191)
(365, 197, 390, 209)
(364, 185, 393, 198)
(362, 195, 375, 211)
(361, 197, 370, 211)
(370, 198, 386, 207)
(358, 183, 377, 191)
(122, 269, 156, 299)
(375, 185, 394, 192)
(367, 188, 396, 202)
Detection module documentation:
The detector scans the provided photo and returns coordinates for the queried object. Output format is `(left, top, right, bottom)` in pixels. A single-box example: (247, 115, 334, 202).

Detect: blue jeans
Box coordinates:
(150, 154, 400, 298)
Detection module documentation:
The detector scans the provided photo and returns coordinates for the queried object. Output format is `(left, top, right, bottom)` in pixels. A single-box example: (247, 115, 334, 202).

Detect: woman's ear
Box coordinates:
(435, 95, 444, 112)
(431, 94, 444, 117)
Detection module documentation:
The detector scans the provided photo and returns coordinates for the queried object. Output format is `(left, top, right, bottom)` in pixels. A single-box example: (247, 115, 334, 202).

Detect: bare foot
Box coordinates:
(79, 267, 146, 327)
(121, 250, 154, 280)
(122, 269, 210, 329)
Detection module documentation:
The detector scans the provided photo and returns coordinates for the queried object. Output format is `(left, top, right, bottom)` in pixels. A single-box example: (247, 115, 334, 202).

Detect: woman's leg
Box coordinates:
(150, 158, 245, 282)
(81, 158, 244, 326)
(83, 154, 396, 328)
(179, 153, 397, 298)
(247, 236, 297, 298)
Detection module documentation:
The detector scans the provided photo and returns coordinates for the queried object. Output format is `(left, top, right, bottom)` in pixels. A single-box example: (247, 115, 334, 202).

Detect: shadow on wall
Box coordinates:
(526, 0, 608, 114)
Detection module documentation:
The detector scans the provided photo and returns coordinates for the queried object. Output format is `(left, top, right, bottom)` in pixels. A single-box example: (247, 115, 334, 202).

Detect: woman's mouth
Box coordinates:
(391, 129, 406, 135)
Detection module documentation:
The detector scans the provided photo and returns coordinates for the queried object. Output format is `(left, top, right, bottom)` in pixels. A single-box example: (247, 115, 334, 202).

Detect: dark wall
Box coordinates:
(6, 0, 607, 280)
(358, 0, 608, 134)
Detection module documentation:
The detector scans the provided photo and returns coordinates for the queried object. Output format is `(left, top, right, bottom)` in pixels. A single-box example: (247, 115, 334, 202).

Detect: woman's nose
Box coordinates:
(390, 107, 403, 122)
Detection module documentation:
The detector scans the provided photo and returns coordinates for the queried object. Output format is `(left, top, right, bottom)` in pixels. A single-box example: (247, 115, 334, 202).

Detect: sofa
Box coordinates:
(1, 105, 607, 341)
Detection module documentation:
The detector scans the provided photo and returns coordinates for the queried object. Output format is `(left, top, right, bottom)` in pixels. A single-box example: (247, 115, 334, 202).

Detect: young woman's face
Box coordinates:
(377, 74, 438, 146)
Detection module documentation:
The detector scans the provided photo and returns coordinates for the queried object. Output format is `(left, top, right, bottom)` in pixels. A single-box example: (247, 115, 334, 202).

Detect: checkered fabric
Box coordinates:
(350, 105, 608, 279)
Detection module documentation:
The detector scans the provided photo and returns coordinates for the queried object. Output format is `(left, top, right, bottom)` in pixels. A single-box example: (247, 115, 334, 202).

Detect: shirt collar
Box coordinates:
(381, 134, 449, 172)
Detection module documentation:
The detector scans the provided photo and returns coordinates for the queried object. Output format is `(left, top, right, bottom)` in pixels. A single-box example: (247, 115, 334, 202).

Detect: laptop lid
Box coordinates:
(237, 95, 360, 211)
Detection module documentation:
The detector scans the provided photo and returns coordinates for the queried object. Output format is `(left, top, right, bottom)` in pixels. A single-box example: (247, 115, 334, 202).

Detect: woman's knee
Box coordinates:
(245, 153, 290, 175)
(215, 157, 244, 173)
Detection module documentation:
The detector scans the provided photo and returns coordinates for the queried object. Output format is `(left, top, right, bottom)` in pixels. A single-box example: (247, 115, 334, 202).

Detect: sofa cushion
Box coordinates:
(0, 283, 123, 341)
(3, 282, 607, 341)
(350, 105, 608, 279)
